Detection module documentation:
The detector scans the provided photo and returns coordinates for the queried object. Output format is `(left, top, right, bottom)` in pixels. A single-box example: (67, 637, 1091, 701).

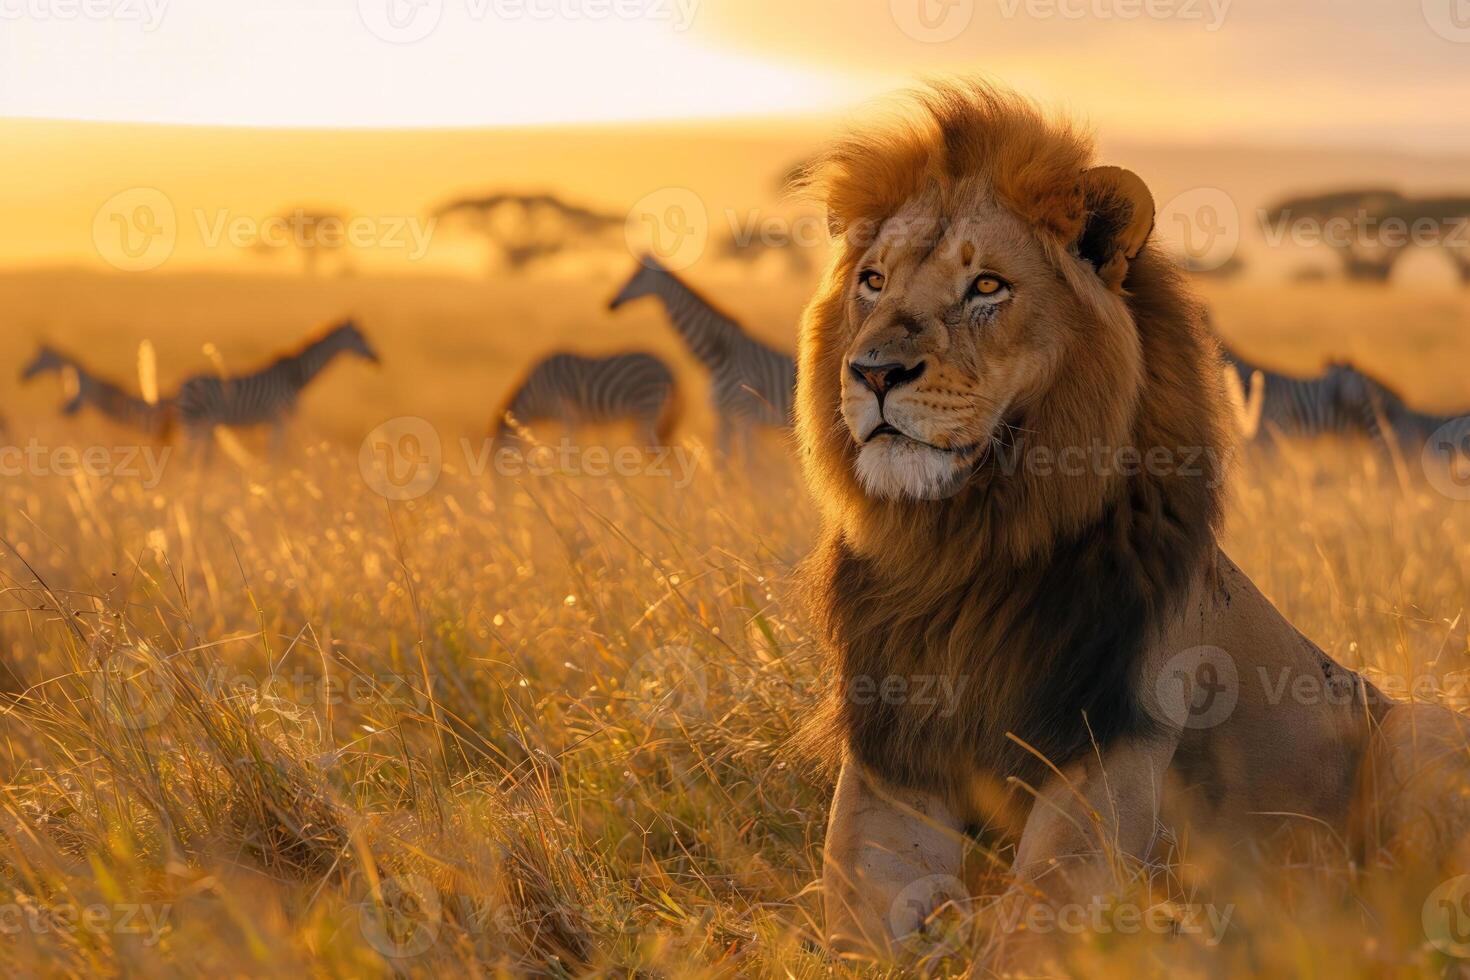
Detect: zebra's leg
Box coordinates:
(186, 424, 214, 467)
(635, 412, 659, 450)
(735, 421, 755, 464)
(715, 414, 733, 463)
(268, 417, 289, 460)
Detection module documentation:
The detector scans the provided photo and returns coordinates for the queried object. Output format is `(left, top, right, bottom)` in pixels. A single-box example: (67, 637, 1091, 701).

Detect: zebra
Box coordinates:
(1220, 344, 1385, 445)
(1333, 365, 1470, 461)
(492, 351, 682, 446)
(20, 344, 173, 438)
(174, 318, 378, 449)
(1219, 340, 1470, 458)
(608, 255, 795, 458)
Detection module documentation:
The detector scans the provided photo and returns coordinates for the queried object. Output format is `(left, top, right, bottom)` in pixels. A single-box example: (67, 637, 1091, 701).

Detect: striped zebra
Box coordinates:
(493, 351, 682, 446)
(1334, 365, 1470, 460)
(1220, 342, 1470, 457)
(175, 318, 378, 448)
(1219, 343, 1386, 445)
(21, 344, 173, 438)
(608, 255, 795, 458)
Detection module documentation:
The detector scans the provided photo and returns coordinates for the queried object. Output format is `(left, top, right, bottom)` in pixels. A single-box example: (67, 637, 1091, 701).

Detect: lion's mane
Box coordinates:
(796, 82, 1232, 820)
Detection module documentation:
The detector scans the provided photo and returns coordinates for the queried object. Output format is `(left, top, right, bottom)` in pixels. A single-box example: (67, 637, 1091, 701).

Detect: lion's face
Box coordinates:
(837, 191, 1079, 501)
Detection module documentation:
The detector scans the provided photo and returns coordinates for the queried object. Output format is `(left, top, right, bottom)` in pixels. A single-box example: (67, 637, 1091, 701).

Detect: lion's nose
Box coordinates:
(849, 359, 926, 397)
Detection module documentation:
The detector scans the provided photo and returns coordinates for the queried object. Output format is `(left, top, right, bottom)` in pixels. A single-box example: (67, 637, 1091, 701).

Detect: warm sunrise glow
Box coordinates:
(0, 2, 866, 127)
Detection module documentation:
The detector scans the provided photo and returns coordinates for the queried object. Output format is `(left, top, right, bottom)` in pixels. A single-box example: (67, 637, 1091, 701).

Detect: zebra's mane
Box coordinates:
(255, 320, 355, 372)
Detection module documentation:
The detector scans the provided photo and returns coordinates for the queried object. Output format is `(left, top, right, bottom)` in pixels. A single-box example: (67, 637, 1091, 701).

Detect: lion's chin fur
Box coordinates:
(853, 436, 978, 501)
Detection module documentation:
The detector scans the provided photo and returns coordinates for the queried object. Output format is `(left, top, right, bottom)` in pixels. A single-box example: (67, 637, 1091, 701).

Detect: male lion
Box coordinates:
(795, 81, 1470, 959)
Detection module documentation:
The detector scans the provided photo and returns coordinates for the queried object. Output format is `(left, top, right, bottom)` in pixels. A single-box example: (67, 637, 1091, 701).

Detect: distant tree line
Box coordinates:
(1264, 189, 1470, 284)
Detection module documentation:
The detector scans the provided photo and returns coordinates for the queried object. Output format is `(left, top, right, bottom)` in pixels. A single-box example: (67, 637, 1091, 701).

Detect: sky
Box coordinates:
(1, 0, 1468, 149)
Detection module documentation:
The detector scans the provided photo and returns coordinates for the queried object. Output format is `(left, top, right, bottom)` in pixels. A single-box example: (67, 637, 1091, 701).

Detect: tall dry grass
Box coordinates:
(0, 428, 1466, 976)
(0, 273, 1467, 976)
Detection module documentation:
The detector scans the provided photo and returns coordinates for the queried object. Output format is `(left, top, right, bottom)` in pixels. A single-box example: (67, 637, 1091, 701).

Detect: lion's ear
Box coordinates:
(1074, 166, 1154, 291)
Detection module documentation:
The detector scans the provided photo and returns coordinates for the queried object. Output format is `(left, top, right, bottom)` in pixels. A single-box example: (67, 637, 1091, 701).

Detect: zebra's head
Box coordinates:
(331, 319, 380, 364)
(1325, 360, 1406, 423)
(607, 255, 667, 311)
(20, 344, 69, 381)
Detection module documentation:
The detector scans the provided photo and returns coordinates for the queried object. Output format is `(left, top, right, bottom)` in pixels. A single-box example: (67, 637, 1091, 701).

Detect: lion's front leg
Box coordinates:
(822, 758, 966, 959)
(1012, 728, 1182, 907)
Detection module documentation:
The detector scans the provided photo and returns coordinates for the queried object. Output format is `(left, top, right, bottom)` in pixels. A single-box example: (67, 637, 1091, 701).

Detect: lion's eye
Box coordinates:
(858, 270, 886, 292)
(970, 274, 1010, 298)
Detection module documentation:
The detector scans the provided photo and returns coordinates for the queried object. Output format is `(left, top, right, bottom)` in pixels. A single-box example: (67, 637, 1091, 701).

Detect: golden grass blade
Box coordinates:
(138, 338, 159, 405)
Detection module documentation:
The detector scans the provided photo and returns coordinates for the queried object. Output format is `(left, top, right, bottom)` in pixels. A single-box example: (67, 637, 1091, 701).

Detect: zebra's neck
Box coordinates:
(284, 334, 349, 389)
(644, 270, 744, 368)
(76, 368, 161, 427)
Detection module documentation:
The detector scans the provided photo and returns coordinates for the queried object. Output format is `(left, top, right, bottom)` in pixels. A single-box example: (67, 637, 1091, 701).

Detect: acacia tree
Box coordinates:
(1400, 196, 1470, 285)
(1266, 189, 1470, 285)
(433, 192, 622, 271)
(249, 207, 351, 276)
(1264, 189, 1408, 282)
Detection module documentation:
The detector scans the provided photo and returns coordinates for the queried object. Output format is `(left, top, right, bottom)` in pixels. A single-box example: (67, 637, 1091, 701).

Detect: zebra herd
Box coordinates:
(606, 255, 795, 457)
(20, 319, 380, 451)
(1219, 339, 1470, 461)
(492, 255, 796, 457)
(15, 261, 1467, 478)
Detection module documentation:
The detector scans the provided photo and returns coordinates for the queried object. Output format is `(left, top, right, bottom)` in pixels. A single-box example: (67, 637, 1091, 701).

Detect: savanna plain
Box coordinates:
(1, 265, 1468, 977)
